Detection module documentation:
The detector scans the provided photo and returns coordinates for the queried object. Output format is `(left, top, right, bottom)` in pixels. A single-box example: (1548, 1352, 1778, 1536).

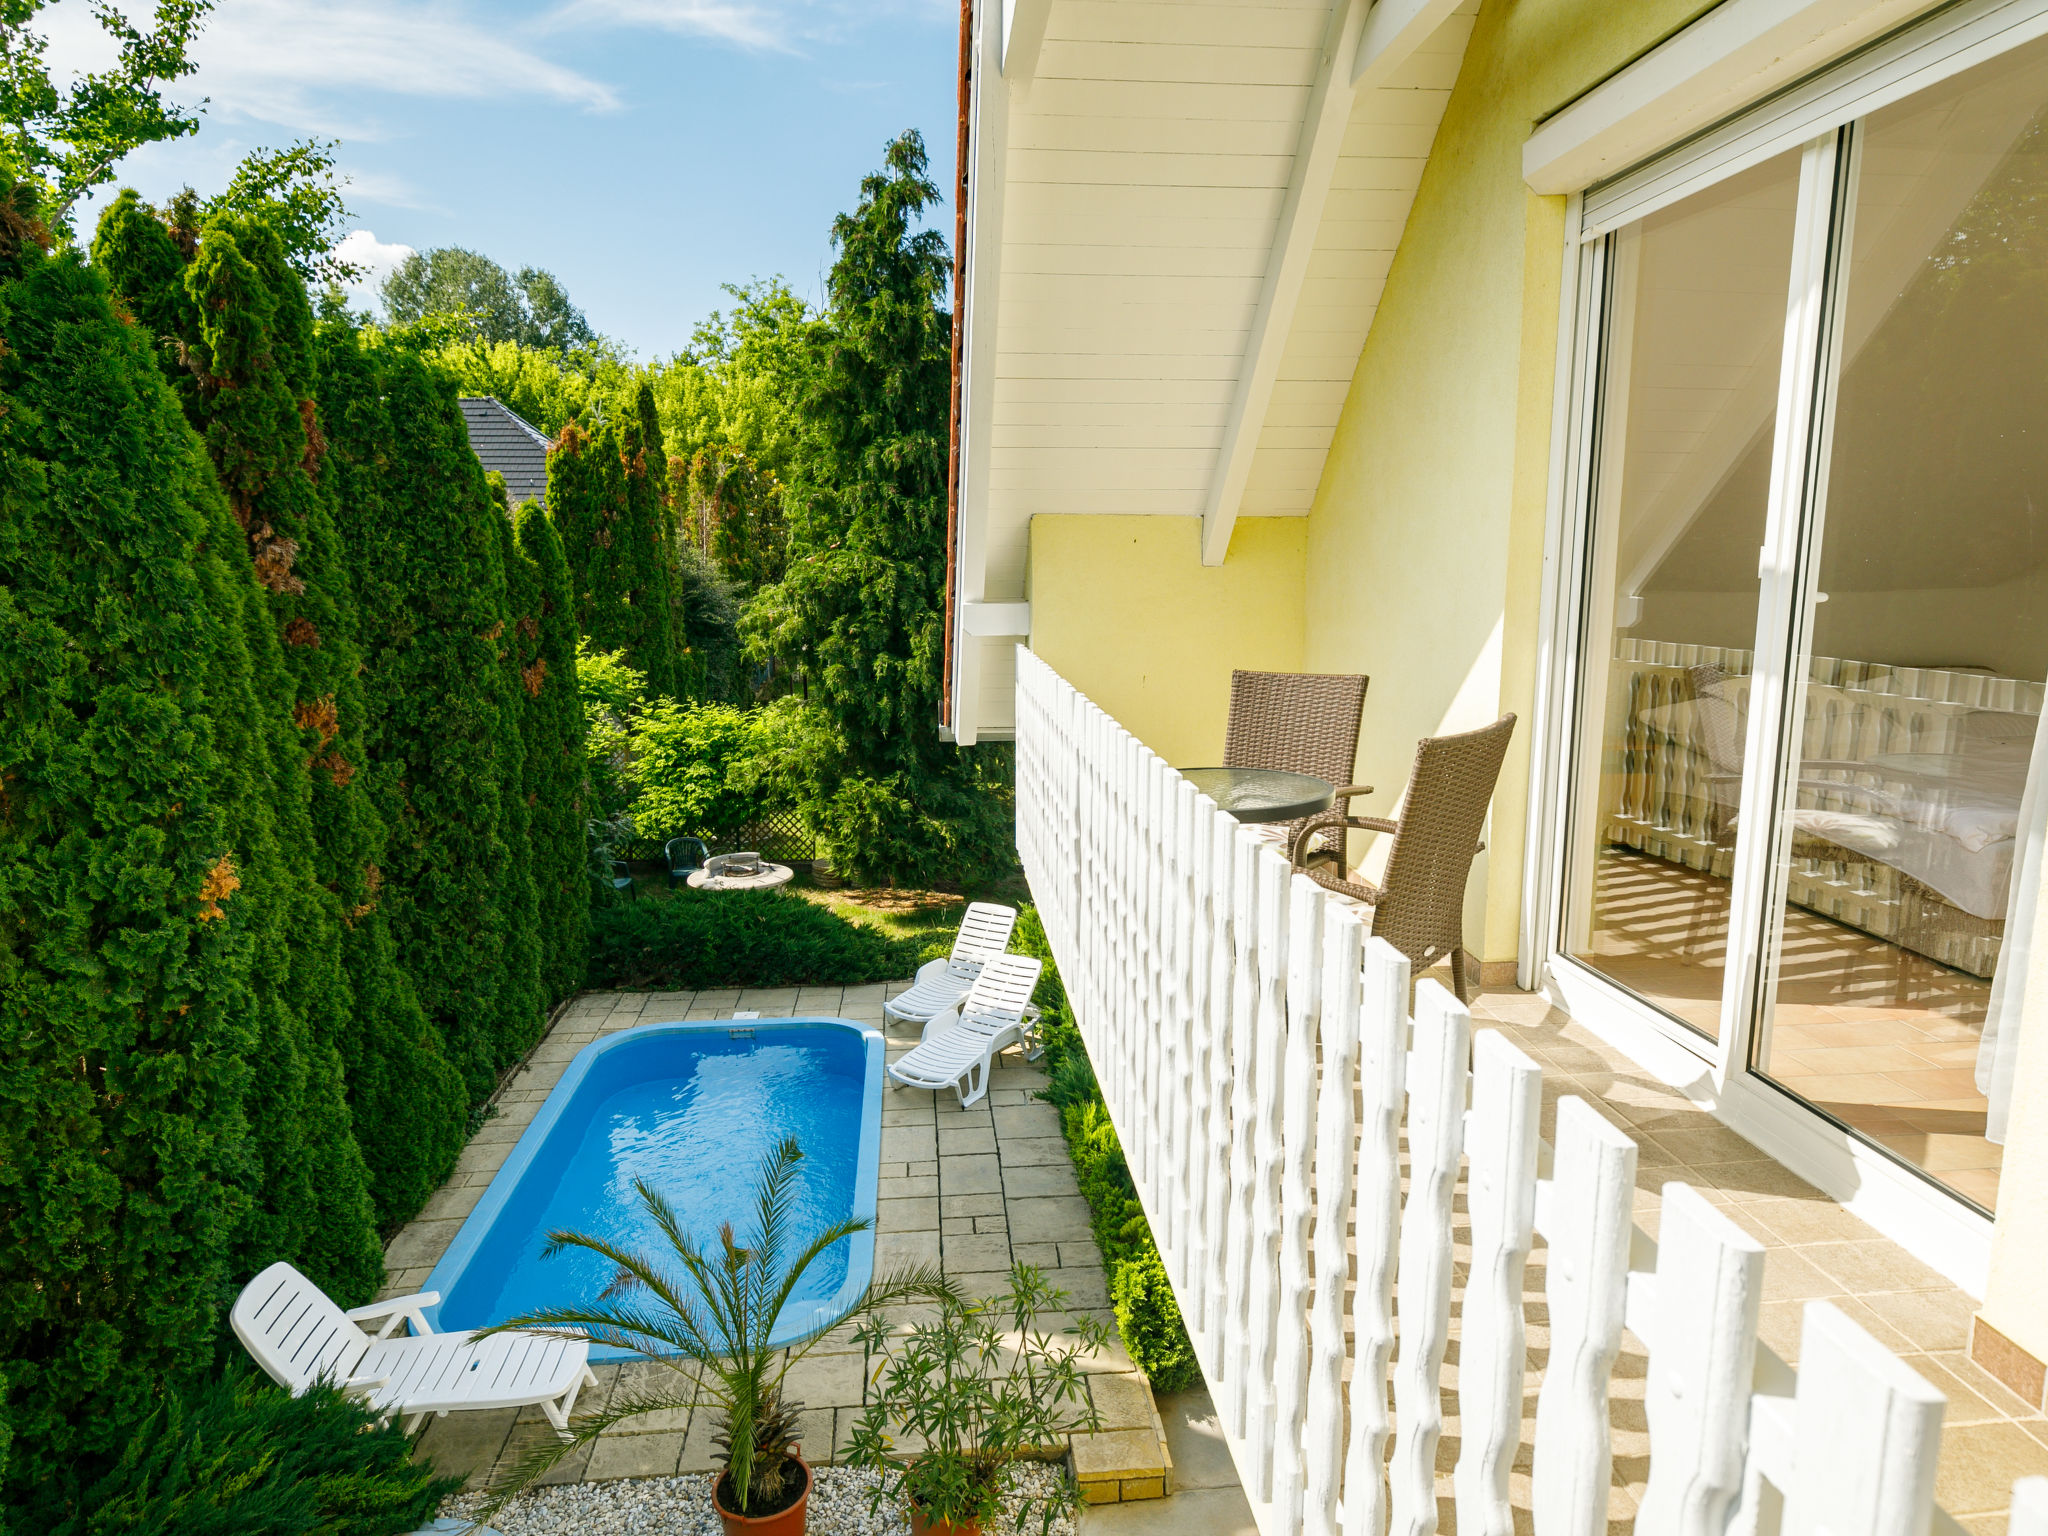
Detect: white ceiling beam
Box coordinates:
(1351, 0, 1469, 91)
(1002, 0, 1052, 83)
(1199, 0, 1372, 567)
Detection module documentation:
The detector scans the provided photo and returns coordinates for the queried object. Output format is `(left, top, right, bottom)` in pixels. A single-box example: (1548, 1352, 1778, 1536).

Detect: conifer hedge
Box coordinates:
(0, 199, 364, 1511)
(93, 192, 470, 1229)
(511, 500, 590, 1001)
(316, 319, 546, 1099)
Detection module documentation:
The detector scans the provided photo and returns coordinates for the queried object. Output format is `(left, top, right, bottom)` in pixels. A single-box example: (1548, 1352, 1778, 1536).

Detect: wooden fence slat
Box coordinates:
(1637, 1183, 1765, 1536)
(1390, 980, 1472, 1536)
(1169, 777, 1201, 1277)
(1177, 789, 1216, 1311)
(1454, 1029, 1544, 1536)
(1271, 875, 1327, 1528)
(1305, 903, 1365, 1536)
(1344, 938, 1411, 1536)
(1201, 812, 1239, 1369)
(1531, 1097, 1639, 1536)
(1780, 1302, 1945, 1536)
(1219, 825, 1264, 1438)
(1243, 845, 1294, 1501)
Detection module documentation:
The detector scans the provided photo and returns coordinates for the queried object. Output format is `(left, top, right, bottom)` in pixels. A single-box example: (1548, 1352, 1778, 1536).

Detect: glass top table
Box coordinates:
(1180, 767, 1335, 824)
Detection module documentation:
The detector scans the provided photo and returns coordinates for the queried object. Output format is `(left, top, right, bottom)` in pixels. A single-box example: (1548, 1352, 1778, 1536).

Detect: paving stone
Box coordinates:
(1013, 1241, 1061, 1268)
(906, 1159, 939, 1179)
(942, 1215, 976, 1236)
(586, 1430, 686, 1480)
(784, 1349, 869, 1410)
(1088, 1373, 1157, 1433)
(1003, 1162, 1083, 1200)
(1071, 1428, 1165, 1484)
(943, 1232, 1016, 1272)
(414, 1406, 516, 1489)
(994, 1103, 1063, 1138)
(875, 1230, 942, 1270)
(796, 1407, 843, 1467)
(999, 1137, 1074, 1168)
(938, 1151, 1002, 1193)
(677, 1410, 723, 1474)
(879, 1174, 939, 1199)
(938, 1124, 999, 1157)
(877, 1196, 939, 1232)
(940, 1192, 1006, 1218)
(383, 1219, 462, 1271)
(974, 1213, 1010, 1235)
(1007, 1195, 1094, 1243)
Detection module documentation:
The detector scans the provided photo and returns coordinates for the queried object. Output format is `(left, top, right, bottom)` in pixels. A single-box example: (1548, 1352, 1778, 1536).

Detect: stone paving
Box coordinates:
(388, 983, 1171, 1504)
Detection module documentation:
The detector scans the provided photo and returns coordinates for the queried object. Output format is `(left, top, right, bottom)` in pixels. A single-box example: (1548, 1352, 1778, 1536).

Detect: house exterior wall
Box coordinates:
(1027, 514, 1306, 770)
(1300, 0, 1715, 966)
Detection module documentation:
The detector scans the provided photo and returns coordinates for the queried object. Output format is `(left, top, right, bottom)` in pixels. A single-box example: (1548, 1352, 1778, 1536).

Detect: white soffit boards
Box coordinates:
(978, 0, 1479, 597)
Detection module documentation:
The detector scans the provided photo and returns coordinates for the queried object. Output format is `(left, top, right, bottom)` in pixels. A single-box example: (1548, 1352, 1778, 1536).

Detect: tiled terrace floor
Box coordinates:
(388, 983, 1168, 1502)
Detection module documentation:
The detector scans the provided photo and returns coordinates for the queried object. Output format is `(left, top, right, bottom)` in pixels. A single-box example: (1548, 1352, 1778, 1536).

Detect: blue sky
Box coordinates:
(57, 0, 960, 359)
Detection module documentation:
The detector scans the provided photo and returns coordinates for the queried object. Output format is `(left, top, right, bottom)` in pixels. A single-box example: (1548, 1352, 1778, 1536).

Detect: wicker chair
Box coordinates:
(1287, 714, 1516, 1003)
(1223, 669, 1369, 868)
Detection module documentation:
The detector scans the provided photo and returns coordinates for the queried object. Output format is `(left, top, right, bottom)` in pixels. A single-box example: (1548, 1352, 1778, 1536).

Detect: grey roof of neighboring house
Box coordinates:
(459, 396, 551, 511)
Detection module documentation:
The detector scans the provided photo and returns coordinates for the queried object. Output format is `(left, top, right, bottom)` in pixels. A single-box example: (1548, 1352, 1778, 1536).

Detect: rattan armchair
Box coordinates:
(1288, 714, 1516, 1002)
(1223, 669, 1369, 867)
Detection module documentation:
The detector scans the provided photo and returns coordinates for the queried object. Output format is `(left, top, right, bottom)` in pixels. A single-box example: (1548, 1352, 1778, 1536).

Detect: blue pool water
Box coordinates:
(423, 1019, 883, 1359)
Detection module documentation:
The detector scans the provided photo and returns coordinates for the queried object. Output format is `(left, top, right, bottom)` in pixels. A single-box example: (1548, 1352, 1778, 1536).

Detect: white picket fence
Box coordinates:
(1012, 646, 2046, 1536)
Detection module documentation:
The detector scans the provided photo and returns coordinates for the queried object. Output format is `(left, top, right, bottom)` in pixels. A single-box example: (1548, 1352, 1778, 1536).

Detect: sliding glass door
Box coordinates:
(1556, 26, 2048, 1220)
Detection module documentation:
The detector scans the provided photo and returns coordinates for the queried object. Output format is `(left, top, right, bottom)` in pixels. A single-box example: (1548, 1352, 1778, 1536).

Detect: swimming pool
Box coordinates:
(422, 1018, 884, 1359)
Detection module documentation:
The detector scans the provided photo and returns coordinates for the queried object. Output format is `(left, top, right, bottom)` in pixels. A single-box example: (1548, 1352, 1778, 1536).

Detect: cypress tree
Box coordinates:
(747, 131, 1014, 884)
(316, 320, 545, 1097)
(547, 406, 683, 700)
(511, 499, 590, 1001)
(93, 194, 468, 1228)
(0, 186, 311, 1507)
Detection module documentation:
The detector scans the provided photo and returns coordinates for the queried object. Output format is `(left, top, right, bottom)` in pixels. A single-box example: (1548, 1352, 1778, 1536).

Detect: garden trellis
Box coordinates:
(1013, 646, 2044, 1536)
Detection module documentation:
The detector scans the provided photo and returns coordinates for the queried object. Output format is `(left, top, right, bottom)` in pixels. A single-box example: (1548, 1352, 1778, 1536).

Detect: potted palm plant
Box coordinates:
(477, 1137, 954, 1536)
(843, 1265, 1111, 1536)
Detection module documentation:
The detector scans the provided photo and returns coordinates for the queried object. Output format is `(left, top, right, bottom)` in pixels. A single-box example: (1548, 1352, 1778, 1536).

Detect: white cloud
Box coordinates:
(332, 227, 414, 310)
(543, 0, 789, 51)
(186, 0, 620, 136)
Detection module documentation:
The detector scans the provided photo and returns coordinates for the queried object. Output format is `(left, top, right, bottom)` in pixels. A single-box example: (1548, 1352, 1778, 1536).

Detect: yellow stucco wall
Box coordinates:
(1302, 0, 1714, 963)
(1027, 515, 1307, 769)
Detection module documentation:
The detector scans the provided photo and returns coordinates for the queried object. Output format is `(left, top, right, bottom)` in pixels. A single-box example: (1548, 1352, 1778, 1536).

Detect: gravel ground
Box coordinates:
(441, 1461, 1081, 1536)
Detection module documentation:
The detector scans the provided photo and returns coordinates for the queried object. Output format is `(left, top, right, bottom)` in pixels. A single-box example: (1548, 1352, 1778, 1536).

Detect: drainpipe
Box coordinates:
(942, 0, 972, 738)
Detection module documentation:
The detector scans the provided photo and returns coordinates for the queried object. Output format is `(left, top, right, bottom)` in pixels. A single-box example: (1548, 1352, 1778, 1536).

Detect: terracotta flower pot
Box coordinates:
(908, 1502, 981, 1536)
(712, 1451, 811, 1536)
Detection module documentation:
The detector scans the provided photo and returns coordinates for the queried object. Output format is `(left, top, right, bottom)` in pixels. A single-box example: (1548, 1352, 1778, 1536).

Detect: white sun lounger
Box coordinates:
(231, 1261, 597, 1439)
(887, 953, 1044, 1107)
(883, 902, 1020, 1027)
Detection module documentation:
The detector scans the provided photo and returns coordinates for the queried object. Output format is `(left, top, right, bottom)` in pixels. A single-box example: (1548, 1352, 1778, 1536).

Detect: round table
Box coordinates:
(1180, 767, 1335, 824)
(686, 862, 794, 892)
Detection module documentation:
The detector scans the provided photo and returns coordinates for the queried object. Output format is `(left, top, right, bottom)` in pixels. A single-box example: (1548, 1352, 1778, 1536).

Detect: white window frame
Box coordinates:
(1523, 0, 2048, 1297)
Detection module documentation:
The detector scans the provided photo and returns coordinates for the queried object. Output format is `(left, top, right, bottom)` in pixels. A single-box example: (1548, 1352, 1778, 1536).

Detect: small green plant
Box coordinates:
(72, 1367, 457, 1536)
(1011, 908, 1203, 1391)
(480, 1138, 955, 1521)
(844, 1265, 1110, 1534)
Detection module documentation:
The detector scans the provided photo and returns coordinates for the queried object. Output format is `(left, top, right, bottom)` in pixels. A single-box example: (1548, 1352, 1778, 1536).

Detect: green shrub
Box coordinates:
(72, 1370, 457, 1536)
(1010, 907, 1201, 1391)
(577, 641, 648, 823)
(585, 891, 923, 991)
(629, 698, 781, 841)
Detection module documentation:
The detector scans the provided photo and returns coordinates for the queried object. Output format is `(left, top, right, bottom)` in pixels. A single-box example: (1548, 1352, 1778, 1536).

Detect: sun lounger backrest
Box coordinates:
(948, 902, 1018, 972)
(231, 1261, 372, 1395)
(961, 953, 1042, 1023)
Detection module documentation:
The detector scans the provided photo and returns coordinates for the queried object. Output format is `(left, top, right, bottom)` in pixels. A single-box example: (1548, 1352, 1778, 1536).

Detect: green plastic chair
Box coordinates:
(665, 836, 709, 887)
